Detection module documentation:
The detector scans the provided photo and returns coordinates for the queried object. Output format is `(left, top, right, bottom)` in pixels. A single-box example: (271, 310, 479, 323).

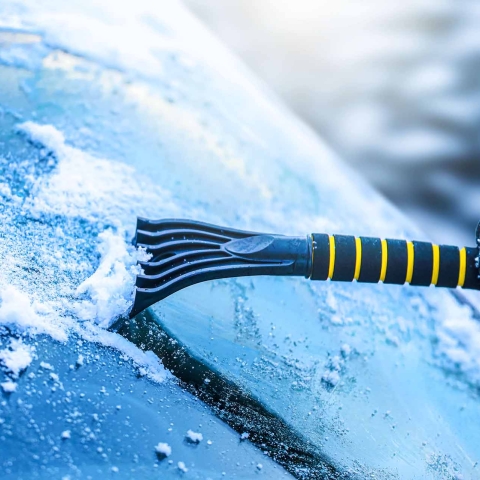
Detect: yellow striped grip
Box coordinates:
(310, 234, 480, 290)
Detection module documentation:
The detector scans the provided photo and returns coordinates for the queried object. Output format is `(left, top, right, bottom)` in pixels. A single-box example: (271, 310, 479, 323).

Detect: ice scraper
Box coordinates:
(129, 218, 480, 318)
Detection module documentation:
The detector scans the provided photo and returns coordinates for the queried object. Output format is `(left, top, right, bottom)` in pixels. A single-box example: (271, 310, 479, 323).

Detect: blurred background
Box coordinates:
(184, 0, 480, 245)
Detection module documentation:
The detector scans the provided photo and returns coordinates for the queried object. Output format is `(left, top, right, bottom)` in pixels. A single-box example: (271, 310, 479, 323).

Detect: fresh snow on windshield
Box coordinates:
(0, 121, 177, 384)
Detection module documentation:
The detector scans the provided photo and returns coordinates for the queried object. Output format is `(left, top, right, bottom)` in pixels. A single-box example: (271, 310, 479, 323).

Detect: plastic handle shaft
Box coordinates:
(310, 234, 480, 290)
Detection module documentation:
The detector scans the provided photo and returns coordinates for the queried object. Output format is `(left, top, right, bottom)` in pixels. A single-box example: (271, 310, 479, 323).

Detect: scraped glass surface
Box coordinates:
(0, 1, 478, 479)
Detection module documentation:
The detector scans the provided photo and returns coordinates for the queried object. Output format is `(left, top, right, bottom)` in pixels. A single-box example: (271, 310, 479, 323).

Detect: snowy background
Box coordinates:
(185, 0, 480, 246)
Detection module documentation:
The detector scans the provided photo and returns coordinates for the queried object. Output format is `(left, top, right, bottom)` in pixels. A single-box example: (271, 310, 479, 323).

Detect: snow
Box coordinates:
(0, 339, 33, 378)
(0, 183, 11, 198)
(155, 442, 172, 457)
(186, 429, 203, 443)
(1, 380, 17, 393)
(17, 122, 177, 225)
(61, 430, 71, 439)
(177, 461, 188, 473)
(0, 286, 66, 340)
(73, 229, 143, 328)
(0, 121, 173, 383)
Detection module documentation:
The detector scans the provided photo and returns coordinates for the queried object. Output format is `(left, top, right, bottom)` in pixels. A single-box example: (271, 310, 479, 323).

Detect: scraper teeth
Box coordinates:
(130, 218, 267, 317)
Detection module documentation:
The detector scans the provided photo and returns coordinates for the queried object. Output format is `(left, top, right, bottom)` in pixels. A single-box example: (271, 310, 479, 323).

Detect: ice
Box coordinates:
(155, 442, 172, 457)
(177, 461, 188, 473)
(61, 430, 71, 439)
(186, 429, 203, 443)
(0, 339, 33, 379)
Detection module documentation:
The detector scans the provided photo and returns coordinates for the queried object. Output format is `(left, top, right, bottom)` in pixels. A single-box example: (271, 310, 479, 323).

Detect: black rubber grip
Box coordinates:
(331, 235, 356, 282)
(436, 245, 459, 288)
(384, 239, 407, 284)
(311, 233, 330, 280)
(411, 241, 433, 286)
(309, 233, 480, 291)
(358, 237, 382, 283)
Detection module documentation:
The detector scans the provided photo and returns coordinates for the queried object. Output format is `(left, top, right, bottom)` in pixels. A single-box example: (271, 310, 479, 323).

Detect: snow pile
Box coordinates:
(186, 430, 203, 443)
(0, 286, 67, 340)
(155, 442, 172, 457)
(0, 339, 34, 377)
(73, 230, 148, 328)
(1, 380, 17, 393)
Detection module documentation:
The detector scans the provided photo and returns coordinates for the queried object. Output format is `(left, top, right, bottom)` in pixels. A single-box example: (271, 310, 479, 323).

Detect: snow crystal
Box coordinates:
(240, 432, 249, 440)
(0, 339, 34, 378)
(177, 461, 188, 473)
(186, 429, 203, 443)
(155, 442, 172, 457)
(1, 380, 17, 393)
(39, 361, 54, 370)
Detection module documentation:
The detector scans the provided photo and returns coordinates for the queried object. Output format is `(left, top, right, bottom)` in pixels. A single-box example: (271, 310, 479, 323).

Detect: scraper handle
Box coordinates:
(310, 234, 480, 290)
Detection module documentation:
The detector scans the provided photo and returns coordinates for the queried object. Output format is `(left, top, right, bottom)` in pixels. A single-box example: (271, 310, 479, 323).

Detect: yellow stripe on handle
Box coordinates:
(354, 237, 362, 280)
(431, 244, 440, 285)
(380, 239, 388, 282)
(406, 241, 414, 283)
(328, 235, 335, 279)
(458, 247, 467, 287)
